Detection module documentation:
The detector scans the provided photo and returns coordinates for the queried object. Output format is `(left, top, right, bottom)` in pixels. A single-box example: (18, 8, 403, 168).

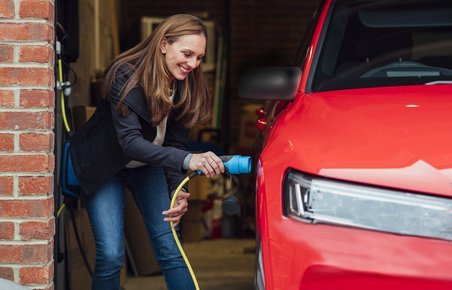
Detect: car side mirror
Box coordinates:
(238, 66, 302, 100)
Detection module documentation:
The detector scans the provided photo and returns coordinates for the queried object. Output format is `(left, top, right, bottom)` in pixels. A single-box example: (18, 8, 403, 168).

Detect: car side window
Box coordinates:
(311, 0, 452, 92)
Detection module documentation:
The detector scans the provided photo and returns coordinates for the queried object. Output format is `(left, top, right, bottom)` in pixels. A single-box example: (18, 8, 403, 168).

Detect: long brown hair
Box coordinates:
(102, 14, 210, 127)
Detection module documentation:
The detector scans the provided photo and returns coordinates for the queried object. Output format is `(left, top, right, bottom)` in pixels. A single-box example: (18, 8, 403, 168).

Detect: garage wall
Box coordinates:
(228, 0, 320, 150)
(72, 0, 320, 150)
(119, 0, 320, 151)
(0, 0, 55, 289)
(70, 0, 118, 107)
(118, 0, 227, 50)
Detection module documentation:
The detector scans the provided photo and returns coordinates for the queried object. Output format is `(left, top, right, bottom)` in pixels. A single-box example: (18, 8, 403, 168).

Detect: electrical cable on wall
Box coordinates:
(56, 40, 72, 133)
(54, 1, 81, 288)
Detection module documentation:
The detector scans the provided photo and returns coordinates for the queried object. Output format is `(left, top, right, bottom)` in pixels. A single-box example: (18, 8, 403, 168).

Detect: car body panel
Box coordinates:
(263, 85, 452, 197)
(257, 154, 452, 290)
(299, 0, 333, 93)
(253, 0, 452, 289)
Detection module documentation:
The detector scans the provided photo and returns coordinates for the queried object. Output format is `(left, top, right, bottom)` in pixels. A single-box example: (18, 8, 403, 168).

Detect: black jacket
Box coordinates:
(69, 67, 190, 195)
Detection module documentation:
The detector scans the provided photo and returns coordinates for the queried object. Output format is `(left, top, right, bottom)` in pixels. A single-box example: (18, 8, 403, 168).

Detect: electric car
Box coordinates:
(240, 0, 452, 289)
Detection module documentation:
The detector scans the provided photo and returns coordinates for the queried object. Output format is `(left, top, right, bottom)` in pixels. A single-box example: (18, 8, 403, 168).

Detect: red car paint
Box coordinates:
(258, 97, 452, 287)
(265, 86, 452, 197)
(254, 0, 452, 289)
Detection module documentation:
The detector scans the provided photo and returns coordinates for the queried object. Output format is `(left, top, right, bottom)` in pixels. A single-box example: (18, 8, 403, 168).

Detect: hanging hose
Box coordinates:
(169, 155, 251, 290)
(69, 204, 94, 277)
(57, 203, 66, 218)
(56, 41, 71, 133)
(169, 171, 201, 290)
(58, 58, 71, 133)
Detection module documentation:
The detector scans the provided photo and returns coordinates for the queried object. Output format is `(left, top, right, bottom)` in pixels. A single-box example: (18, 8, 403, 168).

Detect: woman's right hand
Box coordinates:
(189, 151, 225, 178)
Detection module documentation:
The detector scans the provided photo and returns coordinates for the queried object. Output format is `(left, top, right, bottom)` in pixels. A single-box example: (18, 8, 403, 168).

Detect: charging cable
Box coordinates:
(169, 171, 201, 290)
(168, 155, 251, 290)
(56, 41, 72, 133)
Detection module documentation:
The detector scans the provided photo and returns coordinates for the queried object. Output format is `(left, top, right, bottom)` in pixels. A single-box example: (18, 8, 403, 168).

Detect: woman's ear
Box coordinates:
(160, 38, 167, 54)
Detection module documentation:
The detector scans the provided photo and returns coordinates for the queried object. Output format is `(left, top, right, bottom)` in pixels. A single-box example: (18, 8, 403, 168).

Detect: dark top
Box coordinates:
(69, 65, 190, 195)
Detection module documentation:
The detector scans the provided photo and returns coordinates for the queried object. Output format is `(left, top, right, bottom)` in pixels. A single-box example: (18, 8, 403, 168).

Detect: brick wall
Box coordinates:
(0, 0, 55, 289)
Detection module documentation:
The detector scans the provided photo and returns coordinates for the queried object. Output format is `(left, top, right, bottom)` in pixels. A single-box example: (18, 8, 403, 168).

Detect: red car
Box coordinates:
(240, 0, 452, 289)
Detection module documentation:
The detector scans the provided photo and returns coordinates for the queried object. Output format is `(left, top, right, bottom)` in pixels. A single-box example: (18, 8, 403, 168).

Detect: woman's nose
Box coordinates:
(187, 57, 198, 68)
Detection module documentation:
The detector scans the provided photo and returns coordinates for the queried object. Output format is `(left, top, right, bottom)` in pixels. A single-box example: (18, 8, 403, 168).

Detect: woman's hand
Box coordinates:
(189, 151, 225, 178)
(163, 191, 190, 228)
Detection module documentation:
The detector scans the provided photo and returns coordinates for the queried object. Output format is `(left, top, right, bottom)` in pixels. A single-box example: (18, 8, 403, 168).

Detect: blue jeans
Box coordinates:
(83, 166, 195, 290)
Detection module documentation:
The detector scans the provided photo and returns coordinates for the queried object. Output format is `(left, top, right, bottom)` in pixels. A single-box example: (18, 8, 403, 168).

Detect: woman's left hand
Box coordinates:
(163, 191, 190, 228)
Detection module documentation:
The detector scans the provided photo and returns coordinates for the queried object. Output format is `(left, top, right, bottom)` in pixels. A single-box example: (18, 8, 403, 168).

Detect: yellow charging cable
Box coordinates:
(169, 173, 200, 290)
(57, 203, 66, 218)
(57, 57, 71, 133)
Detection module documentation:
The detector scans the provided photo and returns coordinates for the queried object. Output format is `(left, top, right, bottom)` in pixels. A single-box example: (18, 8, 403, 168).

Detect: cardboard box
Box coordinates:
(188, 175, 224, 200)
(65, 204, 95, 290)
(72, 105, 97, 131)
(65, 203, 127, 290)
(120, 261, 127, 287)
(124, 189, 161, 275)
(180, 220, 205, 243)
(181, 199, 207, 242)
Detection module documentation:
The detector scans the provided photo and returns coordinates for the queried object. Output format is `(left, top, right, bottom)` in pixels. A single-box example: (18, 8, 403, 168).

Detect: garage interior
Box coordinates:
(54, 0, 319, 289)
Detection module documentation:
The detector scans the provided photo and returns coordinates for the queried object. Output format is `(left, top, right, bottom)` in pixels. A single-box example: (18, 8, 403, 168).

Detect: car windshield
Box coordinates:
(311, 0, 452, 92)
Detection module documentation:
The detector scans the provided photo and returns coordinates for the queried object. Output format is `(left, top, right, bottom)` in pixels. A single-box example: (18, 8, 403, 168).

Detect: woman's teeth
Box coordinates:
(179, 65, 189, 73)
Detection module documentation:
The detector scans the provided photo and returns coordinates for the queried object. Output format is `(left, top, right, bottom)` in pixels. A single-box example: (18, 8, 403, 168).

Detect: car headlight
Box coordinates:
(284, 170, 452, 241)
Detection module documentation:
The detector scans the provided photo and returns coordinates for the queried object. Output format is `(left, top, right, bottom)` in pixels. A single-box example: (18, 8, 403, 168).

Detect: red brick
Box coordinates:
(0, 222, 14, 239)
(0, 176, 14, 195)
(0, 133, 14, 152)
(19, 176, 53, 195)
(20, 132, 53, 152)
(0, 44, 14, 62)
(19, 45, 54, 65)
(0, 67, 53, 86)
(0, 198, 53, 218)
(20, 262, 53, 285)
(20, 219, 54, 240)
(0, 111, 53, 130)
(32, 286, 54, 290)
(20, 90, 54, 108)
(0, 90, 14, 107)
(0, 244, 51, 263)
(19, 0, 54, 21)
(0, 23, 53, 42)
(0, 267, 14, 280)
(0, 0, 15, 18)
(33, 285, 54, 290)
(0, 154, 53, 173)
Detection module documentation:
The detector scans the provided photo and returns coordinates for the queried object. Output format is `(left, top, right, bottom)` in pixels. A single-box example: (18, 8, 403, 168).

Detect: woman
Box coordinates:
(69, 14, 224, 290)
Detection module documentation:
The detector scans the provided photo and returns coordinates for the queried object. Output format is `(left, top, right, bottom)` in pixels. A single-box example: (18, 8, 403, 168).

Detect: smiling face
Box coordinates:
(160, 33, 206, 81)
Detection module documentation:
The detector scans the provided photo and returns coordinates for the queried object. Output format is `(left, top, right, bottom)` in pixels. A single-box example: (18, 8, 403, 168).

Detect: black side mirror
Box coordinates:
(238, 66, 302, 100)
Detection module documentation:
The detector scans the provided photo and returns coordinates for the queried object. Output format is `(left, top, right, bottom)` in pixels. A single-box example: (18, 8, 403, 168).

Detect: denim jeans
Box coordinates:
(83, 165, 195, 290)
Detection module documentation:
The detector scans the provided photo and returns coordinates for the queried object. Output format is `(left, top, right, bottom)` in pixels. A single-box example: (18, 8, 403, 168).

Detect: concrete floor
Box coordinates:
(123, 239, 255, 290)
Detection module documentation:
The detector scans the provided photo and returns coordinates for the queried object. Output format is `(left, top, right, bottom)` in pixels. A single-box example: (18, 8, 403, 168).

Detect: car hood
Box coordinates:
(266, 85, 452, 197)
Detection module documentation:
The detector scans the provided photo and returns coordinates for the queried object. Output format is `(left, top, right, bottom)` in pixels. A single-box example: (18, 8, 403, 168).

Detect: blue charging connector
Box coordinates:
(220, 155, 252, 174)
(194, 155, 251, 177)
(220, 155, 252, 216)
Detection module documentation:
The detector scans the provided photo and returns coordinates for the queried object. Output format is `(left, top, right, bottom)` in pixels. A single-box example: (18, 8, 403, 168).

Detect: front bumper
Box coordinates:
(257, 163, 452, 290)
(262, 218, 452, 290)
